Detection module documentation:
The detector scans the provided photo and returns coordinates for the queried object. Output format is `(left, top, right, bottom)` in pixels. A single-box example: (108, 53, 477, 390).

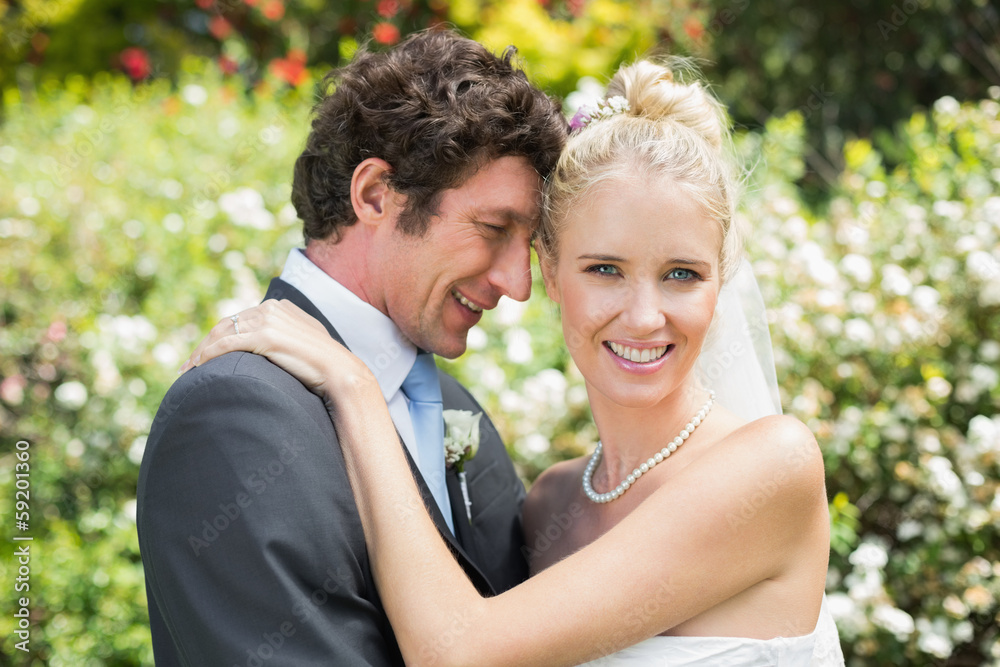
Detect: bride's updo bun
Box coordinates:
(607, 60, 725, 149)
(540, 58, 746, 284)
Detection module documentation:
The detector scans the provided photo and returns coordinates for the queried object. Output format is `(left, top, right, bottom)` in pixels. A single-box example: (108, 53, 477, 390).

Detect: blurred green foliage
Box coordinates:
(3, 64, 998, 665)
(4, 0, 996, 159)
(0, 69, 310, 665)
(2, 0, 1000, 662)
(699, 0, 999, 199)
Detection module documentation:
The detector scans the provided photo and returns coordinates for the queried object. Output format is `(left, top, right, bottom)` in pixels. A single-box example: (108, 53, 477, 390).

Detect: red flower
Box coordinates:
(262, 0, 285, 20)
(683, 16, 705, 41)
(269, 53, 307, 87)
(209, 15, 233, 40)
(120, 47, 152, 80)
(372, 21, 400, 45)
(218, 55, 239, 75)
(196, 0, 214, 8)
(565, 0, 585, 17)
(243, 0, 258, 5)
(377, 0, 399, 18)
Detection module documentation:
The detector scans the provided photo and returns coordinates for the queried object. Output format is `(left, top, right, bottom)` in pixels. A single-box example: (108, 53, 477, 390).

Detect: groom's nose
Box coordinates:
(488, 235, 532, 302)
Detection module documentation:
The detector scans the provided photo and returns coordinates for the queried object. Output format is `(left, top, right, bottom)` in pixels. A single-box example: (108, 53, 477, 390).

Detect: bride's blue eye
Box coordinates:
(667, 268, 699, 281)
(587, 264, 619, 276)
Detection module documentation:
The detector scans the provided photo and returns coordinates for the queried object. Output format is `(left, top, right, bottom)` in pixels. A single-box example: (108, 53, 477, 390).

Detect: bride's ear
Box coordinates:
(535, 241, 561, 304)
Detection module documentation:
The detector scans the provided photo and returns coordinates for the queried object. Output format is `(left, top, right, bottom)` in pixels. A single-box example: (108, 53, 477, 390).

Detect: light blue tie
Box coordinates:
(401, 352, 454, 533)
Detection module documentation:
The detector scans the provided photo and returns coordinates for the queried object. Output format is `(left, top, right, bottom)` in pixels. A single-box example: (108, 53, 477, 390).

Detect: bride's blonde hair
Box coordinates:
(539, 58, 746, 284)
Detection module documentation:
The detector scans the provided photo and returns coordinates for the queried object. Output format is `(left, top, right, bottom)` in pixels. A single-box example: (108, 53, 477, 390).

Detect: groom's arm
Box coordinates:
(138, 351, 402, 666)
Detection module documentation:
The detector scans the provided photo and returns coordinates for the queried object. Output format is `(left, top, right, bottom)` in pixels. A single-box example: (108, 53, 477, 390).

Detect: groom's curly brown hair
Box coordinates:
(292, 29, 568, 243)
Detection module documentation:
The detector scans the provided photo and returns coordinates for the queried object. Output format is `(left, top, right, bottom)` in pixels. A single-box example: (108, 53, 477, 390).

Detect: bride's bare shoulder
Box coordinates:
(723, 413, 825, 488)
(524, 457, 588, 525)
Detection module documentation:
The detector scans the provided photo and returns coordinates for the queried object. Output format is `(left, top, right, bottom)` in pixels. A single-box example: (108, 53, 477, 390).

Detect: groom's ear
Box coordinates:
(351, 158, 404, 227)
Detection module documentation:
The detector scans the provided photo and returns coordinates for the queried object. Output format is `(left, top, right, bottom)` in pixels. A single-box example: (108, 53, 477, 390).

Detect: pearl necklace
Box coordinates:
(582, 390, 716, 504)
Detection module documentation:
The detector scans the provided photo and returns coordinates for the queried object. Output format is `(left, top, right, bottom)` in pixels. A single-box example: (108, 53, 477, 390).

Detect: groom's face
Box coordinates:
(379, 156, 541, 358)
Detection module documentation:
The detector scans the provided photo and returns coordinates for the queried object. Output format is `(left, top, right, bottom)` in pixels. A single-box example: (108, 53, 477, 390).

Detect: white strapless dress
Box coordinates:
(577, 596, 845, 666)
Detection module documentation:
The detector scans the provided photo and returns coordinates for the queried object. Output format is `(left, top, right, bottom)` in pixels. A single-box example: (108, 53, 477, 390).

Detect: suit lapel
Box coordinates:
(262, 278, 495, 595)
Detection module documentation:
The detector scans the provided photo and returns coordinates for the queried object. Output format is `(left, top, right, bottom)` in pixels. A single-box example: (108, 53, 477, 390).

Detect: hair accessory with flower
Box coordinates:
(568, 95, 631, 131)
(443, 409, 482, 524)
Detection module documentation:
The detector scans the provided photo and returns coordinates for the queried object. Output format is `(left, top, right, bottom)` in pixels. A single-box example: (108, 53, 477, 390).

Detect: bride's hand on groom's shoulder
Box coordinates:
(180, 299, 379, 407)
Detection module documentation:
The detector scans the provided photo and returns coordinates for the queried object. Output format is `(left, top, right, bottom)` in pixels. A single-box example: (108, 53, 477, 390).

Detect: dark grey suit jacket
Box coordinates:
(137, 278, 529, 666)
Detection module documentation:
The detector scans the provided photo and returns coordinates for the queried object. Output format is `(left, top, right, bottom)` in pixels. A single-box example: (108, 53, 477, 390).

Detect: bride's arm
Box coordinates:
(190, 300, 827, 667)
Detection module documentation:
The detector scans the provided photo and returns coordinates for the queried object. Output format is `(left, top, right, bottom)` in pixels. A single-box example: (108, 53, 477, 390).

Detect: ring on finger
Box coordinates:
(231, 314, 240, 335)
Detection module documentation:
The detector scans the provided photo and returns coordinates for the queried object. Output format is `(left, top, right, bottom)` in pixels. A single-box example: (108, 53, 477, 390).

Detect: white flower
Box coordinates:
(847, 568, 884, 601)
(570, 94, 630, 130)
(983, 196, 1000, 224)
(980, 340, 1000, 362)
(881, 264, 913, 296)
(873, 605, 915, 640)
(933, 199, 965, 221)
(18, 196, 40, 216)
(955, 234, 981, 253)
(930, 256, 957, 281)
(796, 242, 838, 285)
(520, 433, 550, 455)
(967, 415, 999, 453)
(848, 291, 877, 315)
(896, 519, 923, 541)
(219, 187, 275, 230)
(55, 381, 89, 410)
(926, 456, 964, 504)
(504, 327, 533, 363)
(865, 180, 888, 198)
(443, 410, 482, 471)
(523, 369, 568, 409)
(841, 253, 873, 284)
(933, 95, 960, 117)
(849, 539, 889, 570)
(128, 436, 147, 465)
(953, 620, 974, 643)
(182, 84, 208, 106)
(465, 325, 488, 351)
(970, 364, 999, 392)
(844, 318, 875, 346)
(911, 285, 941, 313)
(478, 362, 506, 391)
(926, 376, 952, 400)
(494, 296, 527, 327)
(123, 499, 138, 522)
(968, 250, 1000, 281)
(917, 628, 953, 659)
(444, 410, 483, 524)
(153, 342, 180, 367)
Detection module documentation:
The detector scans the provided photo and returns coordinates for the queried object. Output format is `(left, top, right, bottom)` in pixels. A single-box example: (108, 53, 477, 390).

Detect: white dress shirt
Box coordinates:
(279, 248, 455, 530)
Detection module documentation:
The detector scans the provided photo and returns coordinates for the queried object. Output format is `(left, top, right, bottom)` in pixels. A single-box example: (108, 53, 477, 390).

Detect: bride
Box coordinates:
(189, 59, 844, 665)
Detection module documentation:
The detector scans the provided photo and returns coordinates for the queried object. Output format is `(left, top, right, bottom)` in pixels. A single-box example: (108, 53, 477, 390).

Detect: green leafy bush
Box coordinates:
(1, 66, 998, 665)
(0, 68, 309, 665)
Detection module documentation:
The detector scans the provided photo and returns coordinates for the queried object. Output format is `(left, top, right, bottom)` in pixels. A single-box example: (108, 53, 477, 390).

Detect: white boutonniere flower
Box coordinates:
(443, 409, 482, 523)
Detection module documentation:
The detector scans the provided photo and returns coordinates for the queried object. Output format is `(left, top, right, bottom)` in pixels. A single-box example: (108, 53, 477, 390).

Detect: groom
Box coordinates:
(137, 29, 567, 666)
